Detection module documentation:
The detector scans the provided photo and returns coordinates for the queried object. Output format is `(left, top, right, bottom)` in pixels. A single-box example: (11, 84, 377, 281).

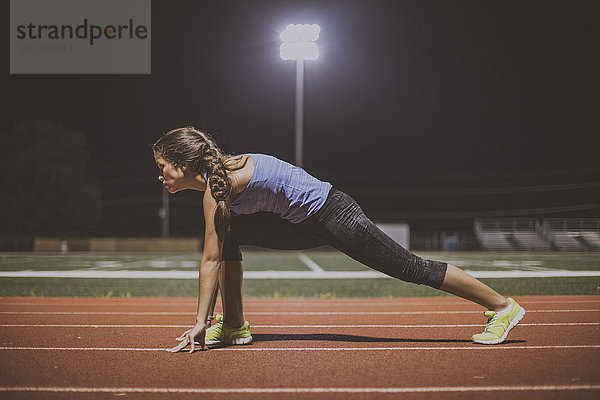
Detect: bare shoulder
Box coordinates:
(202, 183, 217, 216)
(225, 155, 254, 195)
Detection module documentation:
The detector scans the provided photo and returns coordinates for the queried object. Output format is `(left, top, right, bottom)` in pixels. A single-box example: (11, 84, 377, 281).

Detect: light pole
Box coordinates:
(159, 187, 169, 237)
(280, 24, 320, 167)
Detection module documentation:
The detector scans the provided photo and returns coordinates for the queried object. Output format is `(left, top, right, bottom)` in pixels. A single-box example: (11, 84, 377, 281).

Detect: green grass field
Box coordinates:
(0, 250, 599, 297)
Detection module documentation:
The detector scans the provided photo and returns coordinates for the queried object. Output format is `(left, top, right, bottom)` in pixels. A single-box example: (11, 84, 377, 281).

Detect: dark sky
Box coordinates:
(4, 0, 599, 234)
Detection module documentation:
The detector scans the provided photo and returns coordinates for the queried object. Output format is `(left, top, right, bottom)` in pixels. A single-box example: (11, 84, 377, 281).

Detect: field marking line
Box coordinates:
(1, 385, 599, 394)
(1, 323, 598, 328)
(0, 309, 598, 315)
(463, 270, 600, 278)
(3, 254, 195, 272)
(84, 254, 193, 271)
(1, 269, 600, 279)
(296, 252, 324, 273)
(1, 345, 599, 352)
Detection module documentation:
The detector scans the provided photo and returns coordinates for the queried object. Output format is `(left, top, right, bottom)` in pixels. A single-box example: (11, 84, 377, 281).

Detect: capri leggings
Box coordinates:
(222, 188, 448, 289)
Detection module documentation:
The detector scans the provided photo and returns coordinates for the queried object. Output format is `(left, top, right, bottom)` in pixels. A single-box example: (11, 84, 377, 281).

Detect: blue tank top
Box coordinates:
(229, 154, 332, 223)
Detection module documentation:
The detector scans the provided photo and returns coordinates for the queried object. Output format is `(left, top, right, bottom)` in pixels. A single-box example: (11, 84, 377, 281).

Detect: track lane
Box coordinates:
(1, 348, 598, 393)
(1, 295, 598, 312)
(2, 388, 599, 400)
(2, 309, 598, 327)
(0, 296, 598, 400)
(0, 325, 598, 348)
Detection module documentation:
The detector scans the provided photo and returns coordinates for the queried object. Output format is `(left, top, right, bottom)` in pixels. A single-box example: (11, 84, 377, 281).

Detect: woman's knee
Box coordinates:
(222, 241, 242, 261)
(403, 256, 448, 289)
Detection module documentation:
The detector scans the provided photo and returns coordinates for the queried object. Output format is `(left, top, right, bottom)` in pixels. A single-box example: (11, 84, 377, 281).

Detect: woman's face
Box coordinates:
(154, 152, 187, 193)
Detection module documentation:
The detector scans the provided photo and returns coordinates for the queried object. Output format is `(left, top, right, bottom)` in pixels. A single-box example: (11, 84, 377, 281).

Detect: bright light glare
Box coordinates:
(280, 42, 319, 61)
(279, 24, 320, 60)
(280, 24, 320, 42)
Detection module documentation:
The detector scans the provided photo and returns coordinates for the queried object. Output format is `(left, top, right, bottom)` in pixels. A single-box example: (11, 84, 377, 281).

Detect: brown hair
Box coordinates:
(152, 126, 244, 240)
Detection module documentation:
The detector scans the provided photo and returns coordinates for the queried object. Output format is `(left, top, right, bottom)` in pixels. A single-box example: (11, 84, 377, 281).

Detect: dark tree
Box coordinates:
(0, 120, 101, 235)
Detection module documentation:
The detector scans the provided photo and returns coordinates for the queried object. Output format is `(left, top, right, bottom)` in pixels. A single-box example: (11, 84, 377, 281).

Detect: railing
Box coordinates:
(542, 218, 600, 232)
(475, 218, 600, 251)
(475, 218, 538, 233)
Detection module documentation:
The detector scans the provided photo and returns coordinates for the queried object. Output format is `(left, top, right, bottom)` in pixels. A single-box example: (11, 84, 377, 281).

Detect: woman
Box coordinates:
(152, 126, 525, 353)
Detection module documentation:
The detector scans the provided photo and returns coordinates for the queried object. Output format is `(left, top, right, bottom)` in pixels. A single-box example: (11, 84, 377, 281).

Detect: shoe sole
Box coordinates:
(204, 335, 253, 346)
(472, 306, 526, 345)
(229, 336, 253, 345)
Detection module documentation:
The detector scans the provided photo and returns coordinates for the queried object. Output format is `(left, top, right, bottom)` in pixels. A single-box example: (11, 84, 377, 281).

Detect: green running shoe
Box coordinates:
(472, 298, 525, 344)
(205, 314, 253, 346)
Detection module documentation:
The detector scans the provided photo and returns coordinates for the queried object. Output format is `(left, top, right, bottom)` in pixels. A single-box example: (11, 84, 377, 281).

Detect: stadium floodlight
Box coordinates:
(279, 24, 320, 167)
(280, 41, 319, 61)
(279, 24, 320, 61)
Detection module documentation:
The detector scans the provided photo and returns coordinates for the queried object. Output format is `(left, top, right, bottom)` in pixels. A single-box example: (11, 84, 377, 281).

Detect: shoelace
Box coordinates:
(208, 320, 224, 337)
(483, 311, 506, 333)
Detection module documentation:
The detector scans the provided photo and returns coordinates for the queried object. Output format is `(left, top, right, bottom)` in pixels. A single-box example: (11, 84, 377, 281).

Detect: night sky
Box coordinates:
(4, 0, 599, 235)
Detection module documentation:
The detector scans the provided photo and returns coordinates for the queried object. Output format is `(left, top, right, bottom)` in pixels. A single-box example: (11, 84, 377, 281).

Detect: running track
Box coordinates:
(0, 295, 599, 399)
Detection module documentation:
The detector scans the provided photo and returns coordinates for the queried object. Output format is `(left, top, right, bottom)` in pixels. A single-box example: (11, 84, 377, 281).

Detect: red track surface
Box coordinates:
(1, 295, 599, 399)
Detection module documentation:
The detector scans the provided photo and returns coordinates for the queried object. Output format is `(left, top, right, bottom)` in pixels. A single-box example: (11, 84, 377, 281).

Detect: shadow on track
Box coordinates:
(251, 333, 525, 344)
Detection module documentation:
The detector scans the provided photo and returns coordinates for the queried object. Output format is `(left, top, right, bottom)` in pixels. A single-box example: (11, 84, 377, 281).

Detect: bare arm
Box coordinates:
(168, 186, 223, 353)
(195, 186, 223, 325)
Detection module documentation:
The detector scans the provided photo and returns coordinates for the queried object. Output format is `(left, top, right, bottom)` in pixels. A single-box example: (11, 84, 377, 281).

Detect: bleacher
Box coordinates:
(475, 218, 600, 251)
(582, 232, 600, 249)
(542, 219, 600, 251)
(477, 231, 514, 251)
(475, 219, 551, 251)
(510, 231, 553, 251)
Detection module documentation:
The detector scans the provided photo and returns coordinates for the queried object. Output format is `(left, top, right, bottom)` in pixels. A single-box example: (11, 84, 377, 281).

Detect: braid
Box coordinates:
(202, 143, 232, 239)
(203, 146, 231, 201)
(152, 126, 234, 240)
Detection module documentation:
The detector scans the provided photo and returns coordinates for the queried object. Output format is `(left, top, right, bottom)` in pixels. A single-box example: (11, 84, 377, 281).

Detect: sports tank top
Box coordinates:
(228, 154, 332, 224)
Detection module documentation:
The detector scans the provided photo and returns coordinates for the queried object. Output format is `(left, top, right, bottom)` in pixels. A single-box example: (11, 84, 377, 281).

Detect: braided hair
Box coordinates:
(152, 126, 240, 240)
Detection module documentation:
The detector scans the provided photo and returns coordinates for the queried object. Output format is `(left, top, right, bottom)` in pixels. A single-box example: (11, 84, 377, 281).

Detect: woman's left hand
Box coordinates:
(167, 322, 207, 353)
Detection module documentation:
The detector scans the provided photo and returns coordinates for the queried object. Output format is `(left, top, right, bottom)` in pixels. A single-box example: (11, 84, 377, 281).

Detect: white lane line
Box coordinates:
(1, 345, 599, 352)
(247, 309, 600, 315)
(257, 323, 599, 328)
(1, 385, 599, 394)
(0, 323, 598, 328)
(0, 324, 191, 328)
(1, 299, 599, 307)
(0, 309, 597, 315)
(1, 269, 599, 279)
(296, 252, 325, 273)
(0, 311, 190, 315)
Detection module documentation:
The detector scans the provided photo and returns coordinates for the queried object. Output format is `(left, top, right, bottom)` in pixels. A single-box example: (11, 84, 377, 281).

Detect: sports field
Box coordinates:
(0, 250, 599, 297)
(1, 250, 599, 399)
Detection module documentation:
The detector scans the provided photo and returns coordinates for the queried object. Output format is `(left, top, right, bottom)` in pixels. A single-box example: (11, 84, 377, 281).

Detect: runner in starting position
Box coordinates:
(151, 126, 525, 353)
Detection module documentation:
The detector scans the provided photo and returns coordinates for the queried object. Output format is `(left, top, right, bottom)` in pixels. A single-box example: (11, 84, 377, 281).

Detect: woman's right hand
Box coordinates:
(167, 322, 207, 353)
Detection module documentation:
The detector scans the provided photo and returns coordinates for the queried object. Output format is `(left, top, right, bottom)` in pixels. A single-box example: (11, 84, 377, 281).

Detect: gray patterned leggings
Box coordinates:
(222, 188, 448, 289)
